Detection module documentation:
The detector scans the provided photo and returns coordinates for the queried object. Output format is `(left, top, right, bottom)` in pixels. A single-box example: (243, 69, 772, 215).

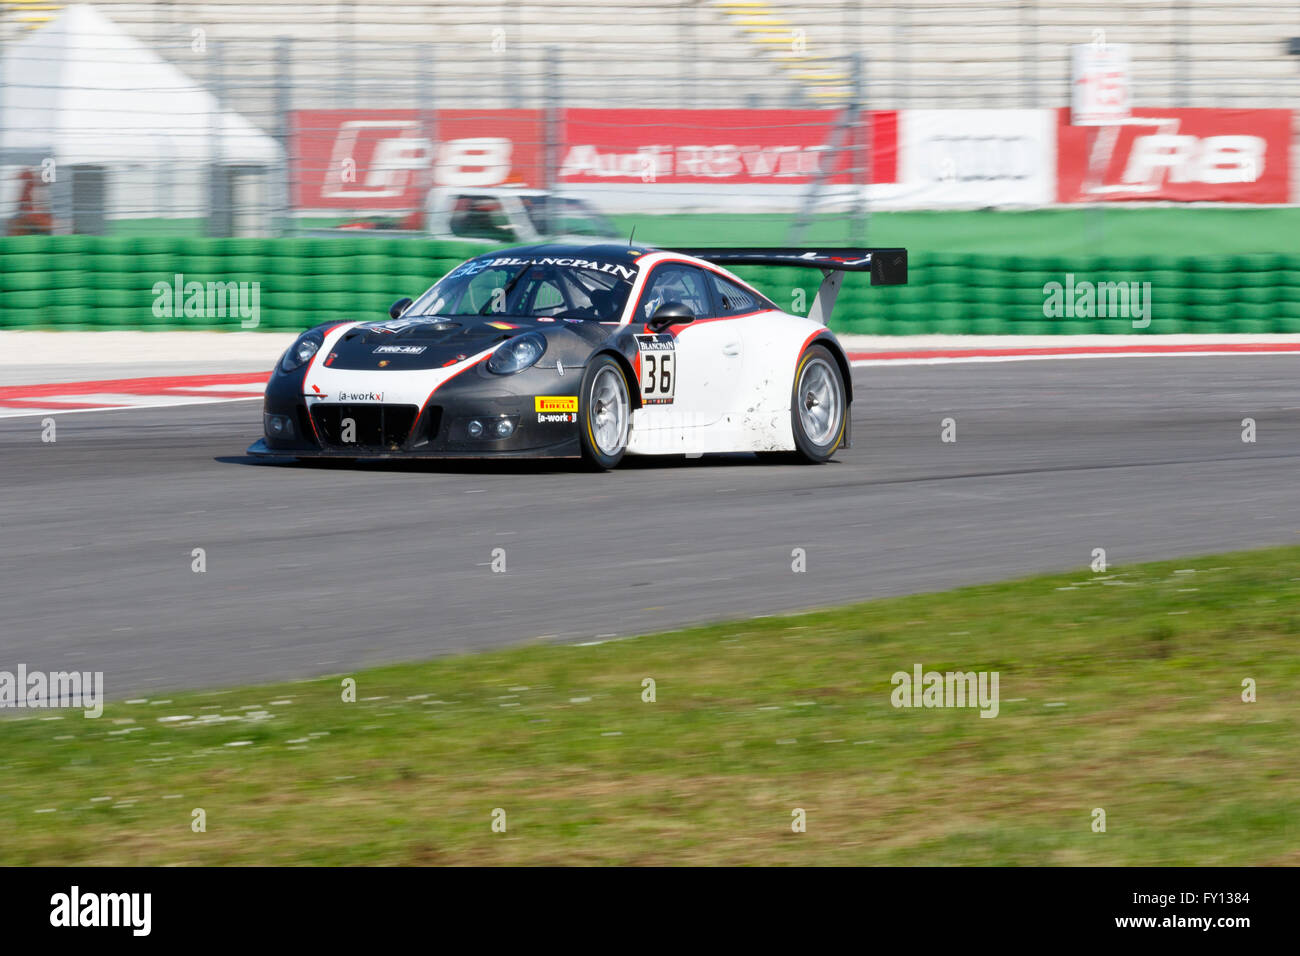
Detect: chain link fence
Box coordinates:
(2, 1, 1297, 237)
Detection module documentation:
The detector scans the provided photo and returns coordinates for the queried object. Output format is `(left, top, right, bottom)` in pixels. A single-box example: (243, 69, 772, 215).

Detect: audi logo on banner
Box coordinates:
(900, 110, 1056, 205)
(921, 135, 1037, 182)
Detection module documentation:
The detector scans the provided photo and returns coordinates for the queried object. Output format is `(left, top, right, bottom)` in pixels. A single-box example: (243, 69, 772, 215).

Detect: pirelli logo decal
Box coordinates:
(535, 395, 578, 413)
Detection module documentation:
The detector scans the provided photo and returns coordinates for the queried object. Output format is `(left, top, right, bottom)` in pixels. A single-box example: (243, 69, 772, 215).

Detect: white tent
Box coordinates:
(0, 3, 280, 166)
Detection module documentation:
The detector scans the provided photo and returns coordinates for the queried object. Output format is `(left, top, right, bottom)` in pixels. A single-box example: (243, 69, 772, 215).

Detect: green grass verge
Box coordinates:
(3, 545, 1298, 865)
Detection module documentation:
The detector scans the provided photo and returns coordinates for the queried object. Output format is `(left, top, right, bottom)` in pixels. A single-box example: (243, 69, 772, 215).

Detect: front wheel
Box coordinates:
(578, 355, 631, 470)
(789, 344, 847, 463)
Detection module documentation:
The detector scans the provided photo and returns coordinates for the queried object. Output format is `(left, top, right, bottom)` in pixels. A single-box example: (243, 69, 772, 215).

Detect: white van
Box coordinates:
(424, 188, 621, 244)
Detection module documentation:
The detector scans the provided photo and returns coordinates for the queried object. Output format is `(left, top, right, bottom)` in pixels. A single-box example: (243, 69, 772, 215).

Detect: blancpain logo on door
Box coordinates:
(50, 886, 151, 936)
(337, 391, 384, 402)
(634, 333, 675, 351)
(373, 345, 426, 354)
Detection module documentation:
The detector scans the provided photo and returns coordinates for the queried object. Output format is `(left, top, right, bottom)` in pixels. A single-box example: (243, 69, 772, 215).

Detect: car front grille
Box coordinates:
(309, 403, 419, 451)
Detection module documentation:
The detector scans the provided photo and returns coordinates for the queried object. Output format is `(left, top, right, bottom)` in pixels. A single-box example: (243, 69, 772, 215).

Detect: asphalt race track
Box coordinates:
(3, 356, 1298, 695)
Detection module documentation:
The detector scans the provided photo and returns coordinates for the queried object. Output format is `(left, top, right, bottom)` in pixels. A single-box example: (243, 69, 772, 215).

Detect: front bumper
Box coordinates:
(250, 363, 584, 459)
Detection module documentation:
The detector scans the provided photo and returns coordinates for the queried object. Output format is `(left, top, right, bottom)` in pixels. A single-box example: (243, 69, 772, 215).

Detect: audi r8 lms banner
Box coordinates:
(895, 109, 1057, 206)
(557, 108, 898, 212)
(1056, 107, 1291, 203)
(558, 108, 897, 185)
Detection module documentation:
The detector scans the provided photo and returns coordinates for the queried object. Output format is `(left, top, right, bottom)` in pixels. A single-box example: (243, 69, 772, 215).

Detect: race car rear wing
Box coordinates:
(678, 247, 908, 325)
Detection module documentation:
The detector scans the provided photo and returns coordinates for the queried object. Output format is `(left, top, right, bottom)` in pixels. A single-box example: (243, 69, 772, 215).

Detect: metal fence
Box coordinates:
(1, 1, 1297, 236)
(15, 0, 1291, 111)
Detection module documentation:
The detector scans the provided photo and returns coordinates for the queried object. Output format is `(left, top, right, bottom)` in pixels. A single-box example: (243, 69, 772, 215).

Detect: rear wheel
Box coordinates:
(789, 344, 846, 463)
(579, 355, 630, 470)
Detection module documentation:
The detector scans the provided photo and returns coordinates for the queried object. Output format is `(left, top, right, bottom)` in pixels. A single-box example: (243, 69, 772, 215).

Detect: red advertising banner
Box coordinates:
(291, 109, 897, 209)
(292, 109, 543, 210)
(1057, 107, 1291, 203)
(559, 109, 897, 185)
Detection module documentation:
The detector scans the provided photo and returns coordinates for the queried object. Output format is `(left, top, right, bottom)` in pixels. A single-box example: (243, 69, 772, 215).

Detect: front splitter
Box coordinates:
(245, 438, 582, 460)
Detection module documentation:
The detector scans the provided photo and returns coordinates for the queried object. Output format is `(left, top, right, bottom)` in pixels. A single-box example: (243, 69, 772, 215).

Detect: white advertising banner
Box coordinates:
(1071, 42, 1133, 126)
(898, 109, 1056, 207)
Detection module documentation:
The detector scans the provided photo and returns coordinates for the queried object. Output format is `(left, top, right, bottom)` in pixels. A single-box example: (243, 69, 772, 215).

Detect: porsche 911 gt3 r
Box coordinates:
(247, 243, 907, 469)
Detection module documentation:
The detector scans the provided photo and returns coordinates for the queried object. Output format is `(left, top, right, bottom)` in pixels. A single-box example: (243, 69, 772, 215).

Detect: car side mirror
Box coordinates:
(647, 301, 694, 332)
(389, 297, 413, 320)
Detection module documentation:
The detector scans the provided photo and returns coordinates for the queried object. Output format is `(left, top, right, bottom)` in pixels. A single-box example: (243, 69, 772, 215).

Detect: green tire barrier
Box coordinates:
(3, 237, 1300, 335)
(0, 237, 486, 333)
(737, 251, 1300, 335)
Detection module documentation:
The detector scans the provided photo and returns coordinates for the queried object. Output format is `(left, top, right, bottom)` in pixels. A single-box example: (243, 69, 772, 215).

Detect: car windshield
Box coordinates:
(518, 196, 620, 238)
(408, 255, 638, 321)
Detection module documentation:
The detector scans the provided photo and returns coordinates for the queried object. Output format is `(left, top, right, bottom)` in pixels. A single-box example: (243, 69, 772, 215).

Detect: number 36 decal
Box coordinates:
(635, 333, 676, 405)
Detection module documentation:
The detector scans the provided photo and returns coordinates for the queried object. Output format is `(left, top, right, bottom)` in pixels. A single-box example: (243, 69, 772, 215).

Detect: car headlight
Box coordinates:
(280, 331, 323, 373)
(486, 332, 546, 375)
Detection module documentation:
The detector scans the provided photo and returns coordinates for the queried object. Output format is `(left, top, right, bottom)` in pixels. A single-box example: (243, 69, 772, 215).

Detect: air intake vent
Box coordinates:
(310, 404, 418, 450)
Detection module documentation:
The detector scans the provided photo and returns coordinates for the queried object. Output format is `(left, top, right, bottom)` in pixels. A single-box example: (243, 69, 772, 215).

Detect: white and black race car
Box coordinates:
(248, 243, 907, 469)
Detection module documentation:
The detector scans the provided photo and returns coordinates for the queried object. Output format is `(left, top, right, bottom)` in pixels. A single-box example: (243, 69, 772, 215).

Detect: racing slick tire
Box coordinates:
(579, 354, 631, 471)
(789, 343, 847, 464)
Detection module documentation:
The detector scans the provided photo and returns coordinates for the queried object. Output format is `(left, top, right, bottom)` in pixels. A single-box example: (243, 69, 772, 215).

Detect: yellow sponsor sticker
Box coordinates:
(535, 395, 578, 413)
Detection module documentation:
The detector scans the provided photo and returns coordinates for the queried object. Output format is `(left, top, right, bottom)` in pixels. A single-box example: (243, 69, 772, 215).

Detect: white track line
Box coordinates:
(0, 396, 261, 421)
(851, 350, 1300, 367)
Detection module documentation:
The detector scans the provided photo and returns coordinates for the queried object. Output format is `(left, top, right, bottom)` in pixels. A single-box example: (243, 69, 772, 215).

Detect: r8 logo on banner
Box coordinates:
(1057, 108, 1291, 203)
(1123, 134, 1263, 186)
(293, 110, 542, 209)
(322, 120, 430, 200)
(322, 128, 512, 198)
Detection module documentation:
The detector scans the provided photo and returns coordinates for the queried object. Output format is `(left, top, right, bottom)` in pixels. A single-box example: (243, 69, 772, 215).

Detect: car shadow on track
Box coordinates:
(212, 452, 810, 475)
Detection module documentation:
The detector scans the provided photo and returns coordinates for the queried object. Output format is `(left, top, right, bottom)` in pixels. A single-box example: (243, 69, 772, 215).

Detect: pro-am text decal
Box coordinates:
(373, 345, 427, 354)
(635, 333, 676, 405)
